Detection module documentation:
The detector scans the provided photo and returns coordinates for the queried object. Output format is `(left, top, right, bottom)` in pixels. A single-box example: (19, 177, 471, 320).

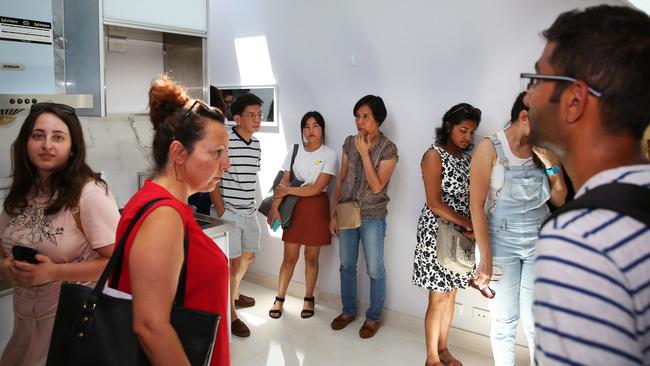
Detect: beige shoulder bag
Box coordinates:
(336, 139, 387, 230)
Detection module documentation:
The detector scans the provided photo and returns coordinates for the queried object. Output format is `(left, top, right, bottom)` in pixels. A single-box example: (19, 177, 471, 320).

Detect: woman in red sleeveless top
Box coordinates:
(111, 75, 231, 366)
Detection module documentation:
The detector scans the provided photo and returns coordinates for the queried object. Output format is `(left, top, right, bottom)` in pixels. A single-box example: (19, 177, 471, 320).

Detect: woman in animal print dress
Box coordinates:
(412, 103, 481, 366)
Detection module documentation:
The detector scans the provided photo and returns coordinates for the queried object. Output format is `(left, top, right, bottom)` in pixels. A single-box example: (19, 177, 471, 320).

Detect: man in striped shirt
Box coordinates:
(211, 93, 263, 337)
(522, 5, 650, 365)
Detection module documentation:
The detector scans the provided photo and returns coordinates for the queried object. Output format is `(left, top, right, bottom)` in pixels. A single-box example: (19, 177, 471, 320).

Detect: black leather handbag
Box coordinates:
(46, 198, 220, 366)
(258, 144, 304, 229)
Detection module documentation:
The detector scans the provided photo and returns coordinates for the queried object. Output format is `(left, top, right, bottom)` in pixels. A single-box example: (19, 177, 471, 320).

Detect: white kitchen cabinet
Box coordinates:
(103, 0, 207, 36)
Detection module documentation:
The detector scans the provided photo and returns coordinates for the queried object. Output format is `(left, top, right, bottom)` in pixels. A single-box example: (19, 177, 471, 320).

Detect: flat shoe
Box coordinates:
(301, 296, 315, 319)
(269, 296, 285, 319)
(359, 320, 380, 339)
(231, 318, 250, 337)
(331, 313, 355, 330)
(235, 293, 256, 308)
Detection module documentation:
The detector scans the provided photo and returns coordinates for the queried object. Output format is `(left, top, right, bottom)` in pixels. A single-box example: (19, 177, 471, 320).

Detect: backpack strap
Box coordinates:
(542, 182, 650, 229)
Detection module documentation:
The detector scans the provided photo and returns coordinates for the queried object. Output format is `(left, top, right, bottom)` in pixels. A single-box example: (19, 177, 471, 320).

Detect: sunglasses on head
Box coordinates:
(183, 99, 224, 123)
(449, 105, 481, 118)
(30, 102, 76, 115)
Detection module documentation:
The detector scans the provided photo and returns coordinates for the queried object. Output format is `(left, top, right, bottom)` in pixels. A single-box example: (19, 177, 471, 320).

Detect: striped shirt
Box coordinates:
(534, 164, 650, 366)
(220, 127, 261, 216)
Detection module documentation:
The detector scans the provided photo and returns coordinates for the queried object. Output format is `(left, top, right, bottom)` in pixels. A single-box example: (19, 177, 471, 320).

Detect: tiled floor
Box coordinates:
(231, 281, 508, 366)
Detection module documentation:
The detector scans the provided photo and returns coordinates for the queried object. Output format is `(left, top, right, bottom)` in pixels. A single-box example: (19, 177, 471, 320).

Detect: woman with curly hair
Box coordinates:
(412, 103, 480, 366)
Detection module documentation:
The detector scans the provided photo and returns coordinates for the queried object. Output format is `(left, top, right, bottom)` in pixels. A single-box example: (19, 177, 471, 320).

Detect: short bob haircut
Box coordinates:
(353, 95, 387, 126)
(435, 103, 481, 150)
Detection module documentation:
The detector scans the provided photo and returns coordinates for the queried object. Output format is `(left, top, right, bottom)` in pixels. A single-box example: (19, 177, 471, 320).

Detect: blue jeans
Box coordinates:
(488, 219, 539, 366)
(338, 218, 387, 322)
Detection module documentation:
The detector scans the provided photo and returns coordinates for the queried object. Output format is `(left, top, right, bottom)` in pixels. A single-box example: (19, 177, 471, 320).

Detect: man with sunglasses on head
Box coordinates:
(523, 5, 650, 365)
(210, 93, 264, 337)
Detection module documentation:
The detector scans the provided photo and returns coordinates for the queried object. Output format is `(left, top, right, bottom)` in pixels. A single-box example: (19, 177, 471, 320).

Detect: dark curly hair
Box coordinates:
(435, 103, 481, 150)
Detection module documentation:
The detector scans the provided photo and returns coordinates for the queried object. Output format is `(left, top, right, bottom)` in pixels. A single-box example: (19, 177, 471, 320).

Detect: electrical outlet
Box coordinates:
(454, 302, 463, 317)
(108, 37, 127, 53)
(472, 307, 489, 320)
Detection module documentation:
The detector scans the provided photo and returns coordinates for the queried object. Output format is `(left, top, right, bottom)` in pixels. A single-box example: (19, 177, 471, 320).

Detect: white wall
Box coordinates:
(208, 0, 621, 340)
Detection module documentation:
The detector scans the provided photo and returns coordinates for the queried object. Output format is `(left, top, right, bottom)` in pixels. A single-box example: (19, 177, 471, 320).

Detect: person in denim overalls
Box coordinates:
(470, 92, 566, 365)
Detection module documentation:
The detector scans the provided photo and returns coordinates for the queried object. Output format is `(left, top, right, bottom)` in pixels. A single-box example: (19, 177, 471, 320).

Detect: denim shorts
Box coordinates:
(220, 210, 261, 259)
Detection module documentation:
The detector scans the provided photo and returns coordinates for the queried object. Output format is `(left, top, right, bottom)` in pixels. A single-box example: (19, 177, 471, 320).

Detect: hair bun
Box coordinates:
(148, 74, 190, 129)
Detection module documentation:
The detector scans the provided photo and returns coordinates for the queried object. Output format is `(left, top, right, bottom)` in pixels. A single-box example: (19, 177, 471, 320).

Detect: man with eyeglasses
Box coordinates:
(523, 5, 650, 365)
(210, 93, 264, 337)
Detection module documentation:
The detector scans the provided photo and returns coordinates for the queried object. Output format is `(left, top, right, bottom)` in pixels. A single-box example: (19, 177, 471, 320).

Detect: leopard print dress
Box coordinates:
(412, 145, 473, 292)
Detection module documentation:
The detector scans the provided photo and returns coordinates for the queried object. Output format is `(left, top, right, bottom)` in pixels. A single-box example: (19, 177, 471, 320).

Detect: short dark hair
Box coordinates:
(510, 92, 529, 123)
(230, 93, 263, 117)
(543, 5, 650, 137)
(353, 95, 387, 126)
(300, 111, 326, 143)
(4, 103, 106, 216)
(435, 103, 481, 149)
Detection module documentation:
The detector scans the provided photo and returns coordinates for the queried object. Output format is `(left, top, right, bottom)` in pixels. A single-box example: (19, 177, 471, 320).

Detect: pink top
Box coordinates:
(0, 181, 120, 319)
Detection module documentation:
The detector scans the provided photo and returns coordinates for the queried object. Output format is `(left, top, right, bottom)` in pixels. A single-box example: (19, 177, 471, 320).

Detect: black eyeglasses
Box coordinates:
(183, 99, 224, 123)
(30, 102, 76, 115)
(449, 105, 481, 118)
(520, 73, 603, 98)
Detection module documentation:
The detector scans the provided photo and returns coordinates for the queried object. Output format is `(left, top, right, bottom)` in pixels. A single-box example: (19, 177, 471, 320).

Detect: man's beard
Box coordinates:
(528, 107, 567, 159)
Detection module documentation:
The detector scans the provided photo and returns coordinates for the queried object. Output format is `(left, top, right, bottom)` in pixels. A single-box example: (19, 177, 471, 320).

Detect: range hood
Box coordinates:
(0, 94, 93, 125)
(0, 0, 100, 124)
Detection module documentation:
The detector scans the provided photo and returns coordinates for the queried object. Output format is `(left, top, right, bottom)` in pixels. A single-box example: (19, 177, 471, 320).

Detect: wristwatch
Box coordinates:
(545, 164, 561, 175)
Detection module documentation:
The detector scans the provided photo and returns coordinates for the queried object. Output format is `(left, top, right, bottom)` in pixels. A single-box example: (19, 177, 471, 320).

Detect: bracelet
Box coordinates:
(545, 164, 561, 175)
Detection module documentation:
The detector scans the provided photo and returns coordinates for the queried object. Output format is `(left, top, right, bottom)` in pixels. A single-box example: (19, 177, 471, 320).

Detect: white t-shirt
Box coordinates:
(282, 144, 337, 190)
(485, 129, 536, 214)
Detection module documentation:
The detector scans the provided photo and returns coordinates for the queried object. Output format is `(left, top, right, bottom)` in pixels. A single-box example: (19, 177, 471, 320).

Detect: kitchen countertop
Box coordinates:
(194, 213, 235, 235)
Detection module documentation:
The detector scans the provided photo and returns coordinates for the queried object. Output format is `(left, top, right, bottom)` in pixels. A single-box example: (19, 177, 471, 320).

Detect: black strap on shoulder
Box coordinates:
(93, 198, 167, 303)
(542, 182, 650, 229)
(289, 143, 299, 182)
(97, 197, 191, 307)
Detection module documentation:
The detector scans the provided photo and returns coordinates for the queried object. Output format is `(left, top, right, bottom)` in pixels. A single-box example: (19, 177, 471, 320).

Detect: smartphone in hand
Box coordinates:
(12, 245, 39, 264)
(271, 218, 281, 232)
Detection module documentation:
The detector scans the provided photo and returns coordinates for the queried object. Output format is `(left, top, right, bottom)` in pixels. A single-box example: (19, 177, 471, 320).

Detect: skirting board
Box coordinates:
(244, 270, 528, 360)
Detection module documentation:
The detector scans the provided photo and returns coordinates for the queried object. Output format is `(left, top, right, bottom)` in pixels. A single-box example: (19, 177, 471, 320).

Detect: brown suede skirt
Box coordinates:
(282, 192, 331, 245)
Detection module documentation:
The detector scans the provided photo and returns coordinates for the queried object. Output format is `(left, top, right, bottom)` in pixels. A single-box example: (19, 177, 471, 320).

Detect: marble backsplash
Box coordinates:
(0, 114, 154, 208)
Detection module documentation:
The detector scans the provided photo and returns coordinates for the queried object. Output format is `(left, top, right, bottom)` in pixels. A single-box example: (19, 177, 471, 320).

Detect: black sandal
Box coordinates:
(301, 296, 315, 319)
(268, 296, 285, 319)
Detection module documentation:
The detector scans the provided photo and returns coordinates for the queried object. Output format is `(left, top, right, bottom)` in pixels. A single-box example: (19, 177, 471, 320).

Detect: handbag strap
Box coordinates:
(289, 143, 299, 182)
(92, 197, 190, 306)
